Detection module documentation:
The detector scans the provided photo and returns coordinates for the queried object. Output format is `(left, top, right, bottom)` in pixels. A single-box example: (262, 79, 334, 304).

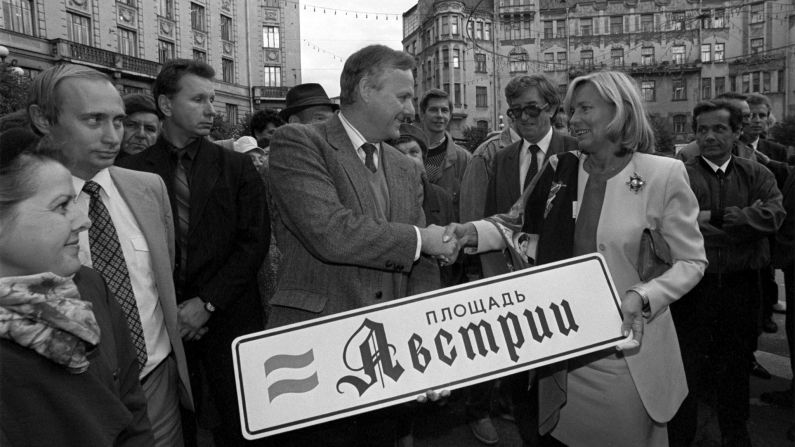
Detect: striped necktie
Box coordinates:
(83, 180, 147, 370)
(172, 149, 191, 289)
(361, 143, 377, 173)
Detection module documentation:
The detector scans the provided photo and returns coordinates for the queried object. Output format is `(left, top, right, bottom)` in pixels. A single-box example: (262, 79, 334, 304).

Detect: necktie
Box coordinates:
(523, 144, 541, 191)
(712, 168, 726, 228)
(83, 180, 147, 370)
(361, 143, 377, 173)
(172, 150, 191, 289)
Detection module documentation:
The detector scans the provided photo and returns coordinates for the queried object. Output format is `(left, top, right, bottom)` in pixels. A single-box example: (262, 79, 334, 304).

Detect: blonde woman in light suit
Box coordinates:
(446, 71, 708, 446)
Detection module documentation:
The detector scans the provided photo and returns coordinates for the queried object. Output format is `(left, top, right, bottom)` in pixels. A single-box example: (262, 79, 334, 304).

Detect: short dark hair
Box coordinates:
(745, 93, 772, 111)
(504, 75, 561, 110)
(153, 59, 215, 115)
(419, 89, 452, 114)
(0, 131, 60, 220)
(692, 100, 743, 133)
(249, 109, 285, 135)
(339, 45, 415, 106)
(715, 91, 747, 102)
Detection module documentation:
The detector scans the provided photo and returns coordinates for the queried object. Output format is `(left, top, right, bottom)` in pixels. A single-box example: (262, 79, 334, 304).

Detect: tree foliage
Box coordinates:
(0, 70, 31, 116)
(770, 115, 795, 148)
(649, 115, 675, 156)
(461, 125, 489, 153)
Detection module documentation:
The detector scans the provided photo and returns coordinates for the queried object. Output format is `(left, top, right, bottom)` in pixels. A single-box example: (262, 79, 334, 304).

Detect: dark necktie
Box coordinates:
(172, 150, 191, 288)
(523, 144, 541, 191)
(712, 168, 726, 228)
(361, 143, 377, 173)
(83, 180, 147, 370)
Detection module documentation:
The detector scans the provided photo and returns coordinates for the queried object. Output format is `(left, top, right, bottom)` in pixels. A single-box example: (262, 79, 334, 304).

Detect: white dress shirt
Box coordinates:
(73, 169, 170, 378)
(338, 112, 422, 260)
(519, 127, 553, 191)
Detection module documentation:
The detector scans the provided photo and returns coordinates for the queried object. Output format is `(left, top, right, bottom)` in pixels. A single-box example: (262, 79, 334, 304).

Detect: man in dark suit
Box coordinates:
(481, 74, 577, 446)
(265, 44, 457, 446)
(118, 59, 269, 446)
(745, 93, 792, 165)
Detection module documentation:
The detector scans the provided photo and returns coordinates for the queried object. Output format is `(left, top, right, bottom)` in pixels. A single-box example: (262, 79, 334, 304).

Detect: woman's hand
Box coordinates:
(616, 290, 644, 351)
(416, 388, 450, 404)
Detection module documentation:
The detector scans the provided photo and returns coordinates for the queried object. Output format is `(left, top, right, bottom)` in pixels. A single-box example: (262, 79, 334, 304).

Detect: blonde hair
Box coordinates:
(564, 71, 655, 154)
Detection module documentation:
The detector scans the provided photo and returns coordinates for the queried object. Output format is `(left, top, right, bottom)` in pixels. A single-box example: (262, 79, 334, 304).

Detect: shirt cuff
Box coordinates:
(414, 226, 422, 261)
(472, 220, 506, 253)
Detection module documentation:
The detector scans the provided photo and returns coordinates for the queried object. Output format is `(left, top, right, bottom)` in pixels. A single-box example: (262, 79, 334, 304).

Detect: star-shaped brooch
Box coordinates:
(626, 172, 645, 194)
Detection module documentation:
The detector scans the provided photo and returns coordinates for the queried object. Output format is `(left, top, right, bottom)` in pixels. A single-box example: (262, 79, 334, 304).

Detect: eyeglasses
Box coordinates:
(506, 103, 549, 120)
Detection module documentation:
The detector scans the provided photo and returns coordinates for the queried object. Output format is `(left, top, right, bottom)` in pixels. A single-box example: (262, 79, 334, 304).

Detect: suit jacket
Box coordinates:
(531, 153, 707, 430)
(108, 166, 193, 410)
(481, 131, 577, 277)
(427, 132, 472, 221)
(266, 115, 438, 328)
(118, 137, 269, 340)
(757, 138, 789, 163)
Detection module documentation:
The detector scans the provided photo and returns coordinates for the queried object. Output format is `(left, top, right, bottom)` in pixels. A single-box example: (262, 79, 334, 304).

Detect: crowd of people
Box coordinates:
(0, 42, 792, 447)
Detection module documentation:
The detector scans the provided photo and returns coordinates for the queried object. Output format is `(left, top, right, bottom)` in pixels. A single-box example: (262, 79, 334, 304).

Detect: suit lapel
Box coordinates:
(326, 117, 380, 216)
(500, 141, 522, 205)
(382, 144, 411, 222)
(188, 138, 219, 235)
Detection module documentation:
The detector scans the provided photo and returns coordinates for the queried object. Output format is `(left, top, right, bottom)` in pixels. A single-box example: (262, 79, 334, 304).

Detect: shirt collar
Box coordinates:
(522, 126, 554, 154)
(701, 155, 731, 173)
(160, 134, 201, 160)
(338, 112, 381, 152)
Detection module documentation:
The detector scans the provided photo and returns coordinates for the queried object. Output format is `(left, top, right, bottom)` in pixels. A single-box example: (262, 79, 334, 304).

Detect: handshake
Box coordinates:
(419, 222, 478, 266)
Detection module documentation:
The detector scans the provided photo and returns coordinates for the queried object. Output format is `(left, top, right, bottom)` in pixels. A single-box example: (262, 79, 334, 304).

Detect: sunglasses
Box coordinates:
(506, 103, 549, 120)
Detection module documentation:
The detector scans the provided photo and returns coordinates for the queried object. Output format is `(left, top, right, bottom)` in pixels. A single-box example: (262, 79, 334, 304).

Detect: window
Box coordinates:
(556, 19, 566, 37)
(160, 0, 174, 19)
(778, 70, 784, 93)
(67, 13, 91, 44)
(742, 74, 750, 93)
(454, 83, 461, 106)
(225, 104, 238, 124)
(544, 53, 554, 71)
(3, 0, 35, 35)
(715, 77, 725, 96)
(750, 38, 763, 55)
(476, 86, 487, 108)
(641, 14, 653, 32)
(190, 3, 205, 32)
(641, 47, 654, 65)
(118, 0, 135, 6)
(158, 39, 175, 63)
(712, 9, 725, 28)
(580, 18, 592, 36)
(763, 71, 771, 92)
(671, 11, 684, 31)
(442, 49, 449, 68)
(511, 19, 520, 39)
(117, 28, 137, 56)
(701, 78, 711, 99)
(701, 44, 711, 63)
(672, 45, 685, 65)
(714, 43, 724, 62)
(222, 58, 234, 83)
(751, 71, 760, 92)
(750, 3, 763, 23)
(442, 15, 450, 36)
(263, 66, 281, 86)
(451, 16, 459, 35)
(610, 16, 623, 34)
(192, 49, 206, 63)
(263, 26, 280, 48)
(730, 75, 737, 92)
(467, 20, 474, 39)
(544, 21, 553, 39)
(221, 15, 232, 41)
(641, 81, 655, 102)
(672, 78, 686, 101)
(611, 48, 624, 66)
(475, 53, 487, 73)
(673, 115, 687, 134)
(484, 22, 491, 40)
(581, 49, 593, 67)
(509, 49, 528, 72)
(557, 51, 567, 66)
(452, 49, 460, 69)
(476, 21, 484, 40)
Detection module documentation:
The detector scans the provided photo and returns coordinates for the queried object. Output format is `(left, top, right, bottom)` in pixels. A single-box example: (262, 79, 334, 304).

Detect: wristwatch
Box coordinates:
(203, 300, 216, 313)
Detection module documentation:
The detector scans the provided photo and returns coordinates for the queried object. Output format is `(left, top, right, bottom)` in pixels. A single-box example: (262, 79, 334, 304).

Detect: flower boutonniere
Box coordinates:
(626, 172, 645, 194)
(544, 181, 566, 219)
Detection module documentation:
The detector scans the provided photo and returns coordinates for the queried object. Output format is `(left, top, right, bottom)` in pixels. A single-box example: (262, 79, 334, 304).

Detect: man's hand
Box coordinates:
(723, 206, 747, 227)
(178, 297, 211, 341)
(616, 290, 644, 352)
(442, 222, 478, 248)
(420, 225, 460, 263)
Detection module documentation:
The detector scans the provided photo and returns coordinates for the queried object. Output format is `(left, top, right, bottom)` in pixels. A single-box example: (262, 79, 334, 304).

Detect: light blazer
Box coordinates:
(267, 115, 438, 328)
(539, 153, 707, 427)
(108, 166, 193, 410)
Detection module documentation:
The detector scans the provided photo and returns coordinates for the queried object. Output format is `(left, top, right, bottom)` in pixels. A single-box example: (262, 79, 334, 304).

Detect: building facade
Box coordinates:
(0, 0, 301, 122)
(404, 0, 794, 144)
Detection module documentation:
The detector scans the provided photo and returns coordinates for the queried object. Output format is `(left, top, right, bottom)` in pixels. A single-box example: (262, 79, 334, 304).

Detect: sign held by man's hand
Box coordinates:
(233, 254, 627, 440)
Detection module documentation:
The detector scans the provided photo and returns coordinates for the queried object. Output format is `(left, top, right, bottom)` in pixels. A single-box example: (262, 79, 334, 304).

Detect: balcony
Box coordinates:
(51, 39, 161, 78)
(499, 1, 536, 15)
(252, 86, 290, 100)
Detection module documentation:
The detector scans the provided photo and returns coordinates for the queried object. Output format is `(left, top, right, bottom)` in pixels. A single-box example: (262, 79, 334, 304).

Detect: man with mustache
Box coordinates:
(28, 64, 193, 446)
(119, 59, 269, 446)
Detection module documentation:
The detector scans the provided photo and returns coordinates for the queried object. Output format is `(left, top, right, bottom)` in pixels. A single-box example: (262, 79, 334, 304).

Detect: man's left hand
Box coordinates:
(179, 297, 212, 341)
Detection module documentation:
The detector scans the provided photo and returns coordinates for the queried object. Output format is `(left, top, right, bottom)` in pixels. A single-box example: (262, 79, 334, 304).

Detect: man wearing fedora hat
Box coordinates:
(279, 83, 339, 124)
